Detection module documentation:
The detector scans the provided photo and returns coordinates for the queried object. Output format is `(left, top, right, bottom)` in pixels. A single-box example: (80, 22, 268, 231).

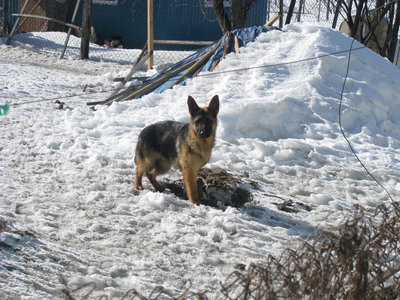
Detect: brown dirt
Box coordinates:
(164, 167, 252, 209)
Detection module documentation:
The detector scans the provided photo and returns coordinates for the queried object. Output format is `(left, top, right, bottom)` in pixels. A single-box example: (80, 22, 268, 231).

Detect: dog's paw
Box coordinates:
(133, 184, 144, 190)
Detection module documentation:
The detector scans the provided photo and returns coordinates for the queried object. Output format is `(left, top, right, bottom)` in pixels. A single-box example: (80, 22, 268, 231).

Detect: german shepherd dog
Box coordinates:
(134, 95, 219, 205)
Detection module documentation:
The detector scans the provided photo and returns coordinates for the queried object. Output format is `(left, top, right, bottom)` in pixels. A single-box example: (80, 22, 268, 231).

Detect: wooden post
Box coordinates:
(279, 0, 284, 28)
(265, 12, 281, 26)
(80, 0, 92, 60)
(147, 0, 154, 70)
(60, 0, 81, 59)
(234, 35, 240, 54)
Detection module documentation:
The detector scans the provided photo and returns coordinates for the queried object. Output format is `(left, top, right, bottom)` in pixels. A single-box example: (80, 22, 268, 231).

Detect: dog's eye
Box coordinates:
(199, 118, 211, 123)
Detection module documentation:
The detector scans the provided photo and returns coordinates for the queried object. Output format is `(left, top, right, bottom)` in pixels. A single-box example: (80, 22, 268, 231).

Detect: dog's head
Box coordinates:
(188, 95, 219, 139)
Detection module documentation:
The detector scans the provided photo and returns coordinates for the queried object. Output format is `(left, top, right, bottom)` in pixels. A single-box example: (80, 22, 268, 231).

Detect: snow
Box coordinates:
(4, 31, 194, 71)
(1, 23, 400, 299)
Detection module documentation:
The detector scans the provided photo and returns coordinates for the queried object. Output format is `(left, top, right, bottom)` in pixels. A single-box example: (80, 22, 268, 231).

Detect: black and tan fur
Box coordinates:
(134, 95, 219, 205)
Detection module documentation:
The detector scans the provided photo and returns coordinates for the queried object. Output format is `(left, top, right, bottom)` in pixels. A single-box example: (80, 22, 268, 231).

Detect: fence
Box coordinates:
(2, 0, 398, 69)
(268, 0, 341, 27)
(2, 0, 348, 69)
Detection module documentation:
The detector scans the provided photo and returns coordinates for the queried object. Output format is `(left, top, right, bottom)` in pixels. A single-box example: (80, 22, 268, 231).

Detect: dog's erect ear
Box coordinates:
(188, 96, 200, 117)
(208, 95, 219, 117)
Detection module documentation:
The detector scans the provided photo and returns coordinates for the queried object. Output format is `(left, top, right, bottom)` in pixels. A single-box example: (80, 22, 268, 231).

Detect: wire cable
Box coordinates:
(5, 46, 366, 108)
(8, 88, 115, 107)
(338, 38, 396, 203)
(3, 38, 396, 204)
(197, 46, 366, 77)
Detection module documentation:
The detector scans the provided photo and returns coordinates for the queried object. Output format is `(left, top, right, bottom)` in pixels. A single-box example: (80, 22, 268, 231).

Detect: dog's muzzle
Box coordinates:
(198, 129, 211, 139)
(195, 117, 213, 139)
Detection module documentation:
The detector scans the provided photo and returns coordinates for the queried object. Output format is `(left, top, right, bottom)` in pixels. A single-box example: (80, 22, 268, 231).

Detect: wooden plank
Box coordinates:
(60, 0, 82, 59)
(222, 33, 232, 59)
(80, 0, 92, 59)
(234, 35, 240, 54)
(86, 86, 138, 106)
(117, 38, 223, 102)
(117, 57, 199, 102)
(264, 12, 281, 26)
(87, 48, 150, 106)
(165, 56, 208, 90)
(10, 14, 81, 31)
(108, 47, 150, 98)
(209, 33, 231, 72)
(192, 33, 228, 77)
(154, 40, 213, 46)
(94, 36, 225, 104)
(166, 39, 223, 89)
(113, 76, 148, 82)
(147, 0, 154, 70)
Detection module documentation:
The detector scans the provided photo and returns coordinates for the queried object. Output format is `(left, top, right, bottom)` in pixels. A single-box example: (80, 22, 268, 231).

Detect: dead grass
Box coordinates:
(220, 202, 400, 300)
(61, 201, 400, 299)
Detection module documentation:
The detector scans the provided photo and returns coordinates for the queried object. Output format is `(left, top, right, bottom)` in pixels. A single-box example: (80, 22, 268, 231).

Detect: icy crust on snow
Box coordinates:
(1, 23, 400, 298)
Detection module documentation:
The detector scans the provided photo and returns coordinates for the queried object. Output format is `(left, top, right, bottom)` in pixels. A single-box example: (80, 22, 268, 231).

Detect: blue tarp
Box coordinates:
(146, 26, 277, 96)
(202, 26, 272, 73)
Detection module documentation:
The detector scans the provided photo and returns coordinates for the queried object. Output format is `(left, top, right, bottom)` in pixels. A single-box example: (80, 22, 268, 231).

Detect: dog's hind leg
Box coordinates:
(134, 165, 144, 190)
(146, 158, 171, 192)
(146, 172, 165, 192)
(134, 155, 150, 190)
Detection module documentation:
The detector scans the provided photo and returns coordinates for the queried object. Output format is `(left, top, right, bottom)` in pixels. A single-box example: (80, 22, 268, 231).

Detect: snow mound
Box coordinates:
(1, 23, 400, 299)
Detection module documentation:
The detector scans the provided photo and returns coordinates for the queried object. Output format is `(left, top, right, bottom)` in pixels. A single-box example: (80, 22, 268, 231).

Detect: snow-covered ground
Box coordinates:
(6, 31, 194, 71)
(1, 23, 399, 299)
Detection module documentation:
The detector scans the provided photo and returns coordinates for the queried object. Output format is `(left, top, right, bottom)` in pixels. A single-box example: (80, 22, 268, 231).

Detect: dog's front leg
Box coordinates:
(182, 167, 200, 205)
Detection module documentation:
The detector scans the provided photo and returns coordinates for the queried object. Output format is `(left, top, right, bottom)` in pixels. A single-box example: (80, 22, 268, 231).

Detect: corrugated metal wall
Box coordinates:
(90, 0, 267, 49)
(1, 0, 20, 34)
(4, 0, 267, 50)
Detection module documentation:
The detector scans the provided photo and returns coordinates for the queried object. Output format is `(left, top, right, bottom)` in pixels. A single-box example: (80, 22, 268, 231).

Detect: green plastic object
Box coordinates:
(0, 104, 10, 116)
